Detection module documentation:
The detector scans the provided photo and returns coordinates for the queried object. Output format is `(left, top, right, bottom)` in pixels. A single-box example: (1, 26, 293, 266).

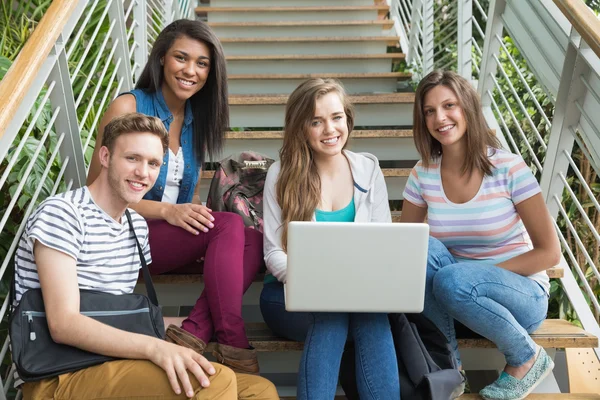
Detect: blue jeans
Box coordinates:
(424, 237, 549, 367)
(260, 282, 400, 400)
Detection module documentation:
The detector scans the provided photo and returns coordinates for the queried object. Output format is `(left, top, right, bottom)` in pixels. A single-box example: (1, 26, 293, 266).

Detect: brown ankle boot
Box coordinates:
(165, 325, 207, 355)
(212, 343, 260, 375)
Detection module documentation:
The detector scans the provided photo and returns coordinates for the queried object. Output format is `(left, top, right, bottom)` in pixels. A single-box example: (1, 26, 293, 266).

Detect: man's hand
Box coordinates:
(149, 340, 216, 397)
(164, 203, 214, 235)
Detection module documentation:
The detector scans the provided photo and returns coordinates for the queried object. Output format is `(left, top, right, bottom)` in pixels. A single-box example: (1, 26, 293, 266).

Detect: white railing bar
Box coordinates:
(147, 21, 160, 39)
(495, 34, 552, 128)
(82, 63, 122, 153)
(0, 293, 11, 328)
(70, 0, 114, 83)
(569, 127, 600, 178)
(490, 93, 524, 158)
(473, 61, 480, 74)
(52, 156, 70, 196)
(5, 365, 16, 396)
(0, 337, 9, 369)
(132, 63, 140, 80)
(563, 146, 600, 213)
(555, 220, 600, 317)
(84, 76, 125, 154)
(0, 81, 56, 191)
(74, 20, 116, 108)
(127, 20, 138, 42)
(492, 54, 548, 150)
(473, 0, 488, 22)
(0, 108, 59, 235)
(436, 15, 458, 39)
(472, 17, 485, 40)
(557, 172, 600, 244)
(124, 0, 136, 21)
(439, 58, 456, 72)
(554, 197, 600, 312)
(489, 76, 544, 171)
(416, 38, 424, 55)
(501, 1, 561, 80)
(130, 41, 139, 56)
(78, 45, 119, 132)
(579, 74, 600, 109)
(399, 1, 413, 31)
(434, 49, 455, 66)
(436, 26, 459, 49)
(66, 0, 102, 59)
(0, 133, 66, 285)
(574, 101, 600, 141)
(435, 4, 458, 23)
(15, 390, 22, 400)
(397, 2, 410, 31)
(148, 0, 167, 15)
(559, 216, 600, 289)
(471, 37, 483, 57)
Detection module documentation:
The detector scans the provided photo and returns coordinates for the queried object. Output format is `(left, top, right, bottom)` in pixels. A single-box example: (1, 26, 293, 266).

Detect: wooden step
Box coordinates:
(209, 20, 394, 29)
(200, 167, 410, 180)
(143, 266, 564, 285)
(200, 319, 597, 352)
(226, 53, 406, 61)
(224, 129, 413, 140)
(228, 72, 411, 80)
(229, 92, 415, 105)
(197, 6, 390, 19)
(459, 395, 600, 399)
(219, 36, 400, 46)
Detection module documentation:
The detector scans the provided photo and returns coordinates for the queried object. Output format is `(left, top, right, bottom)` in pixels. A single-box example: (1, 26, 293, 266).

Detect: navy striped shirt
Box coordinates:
(14, 187, 151, 305)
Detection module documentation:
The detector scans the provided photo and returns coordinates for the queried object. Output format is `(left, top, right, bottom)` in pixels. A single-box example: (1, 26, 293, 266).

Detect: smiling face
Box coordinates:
(161, 35, 211, 103)
(307, 92, 349, 161)
(102, 132, 164, 207)
(423, 84, 467, 151)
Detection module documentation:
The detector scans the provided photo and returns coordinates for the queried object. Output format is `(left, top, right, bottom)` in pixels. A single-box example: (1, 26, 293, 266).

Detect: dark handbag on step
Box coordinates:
(9, 211, 165, 382)
(340, 313, 463, 400)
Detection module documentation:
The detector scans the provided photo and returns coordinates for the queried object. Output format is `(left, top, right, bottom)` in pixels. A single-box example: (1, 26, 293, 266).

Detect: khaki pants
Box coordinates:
(23, 360, 278, 400)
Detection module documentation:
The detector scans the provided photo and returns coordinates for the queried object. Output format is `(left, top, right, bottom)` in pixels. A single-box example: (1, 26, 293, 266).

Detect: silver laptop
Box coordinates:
(285, 221, 429, 313)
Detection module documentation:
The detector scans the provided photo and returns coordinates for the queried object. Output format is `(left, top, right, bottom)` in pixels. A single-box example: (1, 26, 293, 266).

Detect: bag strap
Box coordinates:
(125, 210, 159, 307)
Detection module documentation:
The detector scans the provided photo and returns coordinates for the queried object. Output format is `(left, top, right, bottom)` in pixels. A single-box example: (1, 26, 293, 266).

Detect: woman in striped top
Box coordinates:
(401, 70, 561, 400)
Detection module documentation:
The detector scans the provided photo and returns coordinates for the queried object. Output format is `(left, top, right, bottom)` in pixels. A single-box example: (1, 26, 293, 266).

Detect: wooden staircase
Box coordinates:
(135, 0, 599, 397)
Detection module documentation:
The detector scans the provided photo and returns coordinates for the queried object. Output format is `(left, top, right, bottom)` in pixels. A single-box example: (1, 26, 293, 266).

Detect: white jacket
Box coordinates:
(263, 150, 391, 283)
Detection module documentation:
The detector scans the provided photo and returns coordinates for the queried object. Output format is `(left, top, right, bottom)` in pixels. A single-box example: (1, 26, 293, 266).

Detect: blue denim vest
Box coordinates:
(125, 89, 199, 204)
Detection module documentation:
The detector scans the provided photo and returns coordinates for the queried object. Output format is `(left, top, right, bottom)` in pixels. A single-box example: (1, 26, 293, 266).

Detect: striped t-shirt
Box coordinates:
(403, 147, 549, 292)
(14, 186, 151, 305)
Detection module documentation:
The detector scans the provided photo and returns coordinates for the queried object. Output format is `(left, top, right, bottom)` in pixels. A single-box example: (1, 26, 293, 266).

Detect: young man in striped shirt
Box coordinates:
(14, 113, 277, 399)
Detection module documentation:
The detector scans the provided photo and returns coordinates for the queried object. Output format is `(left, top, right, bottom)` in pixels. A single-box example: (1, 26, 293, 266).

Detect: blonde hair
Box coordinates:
(413, 70, 501, 176)
(277, 78, 355, 250)
(102, 113, 169, 154)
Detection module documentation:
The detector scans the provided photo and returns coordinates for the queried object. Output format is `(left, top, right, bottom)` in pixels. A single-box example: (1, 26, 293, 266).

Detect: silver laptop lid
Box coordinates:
(285, 222, 429, 313)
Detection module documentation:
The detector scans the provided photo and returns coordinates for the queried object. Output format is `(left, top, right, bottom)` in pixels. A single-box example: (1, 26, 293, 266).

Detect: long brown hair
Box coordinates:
(277, 78, 355, 250)
(413, 70, 501, 176)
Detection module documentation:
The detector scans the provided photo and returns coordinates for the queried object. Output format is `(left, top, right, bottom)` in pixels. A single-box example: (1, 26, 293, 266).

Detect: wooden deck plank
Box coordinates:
(229, 92, 415, 105)
(196, 6, 390, 13)
(228, 72, 411, 80)
(224, 129, 413, 140)
(209, 20, 394, 28)
(201, 320, 598, 352)
(226, 54, 406, 61)
(143, 265, 563, 285)
(219, 36, 400, 46)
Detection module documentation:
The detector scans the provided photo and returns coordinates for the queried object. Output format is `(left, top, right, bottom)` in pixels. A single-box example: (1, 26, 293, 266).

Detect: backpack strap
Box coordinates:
(125, 210, 159, 307)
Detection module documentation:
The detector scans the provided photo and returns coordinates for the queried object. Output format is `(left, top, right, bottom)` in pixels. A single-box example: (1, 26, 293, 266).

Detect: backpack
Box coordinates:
(206, 151, 274, 232)
(339, 313, 463, 400)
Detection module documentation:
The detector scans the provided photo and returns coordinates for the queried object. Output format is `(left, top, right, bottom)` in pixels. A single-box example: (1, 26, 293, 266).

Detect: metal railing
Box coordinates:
(391, 0, 600, 361)
(0, 0, 192, 396)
